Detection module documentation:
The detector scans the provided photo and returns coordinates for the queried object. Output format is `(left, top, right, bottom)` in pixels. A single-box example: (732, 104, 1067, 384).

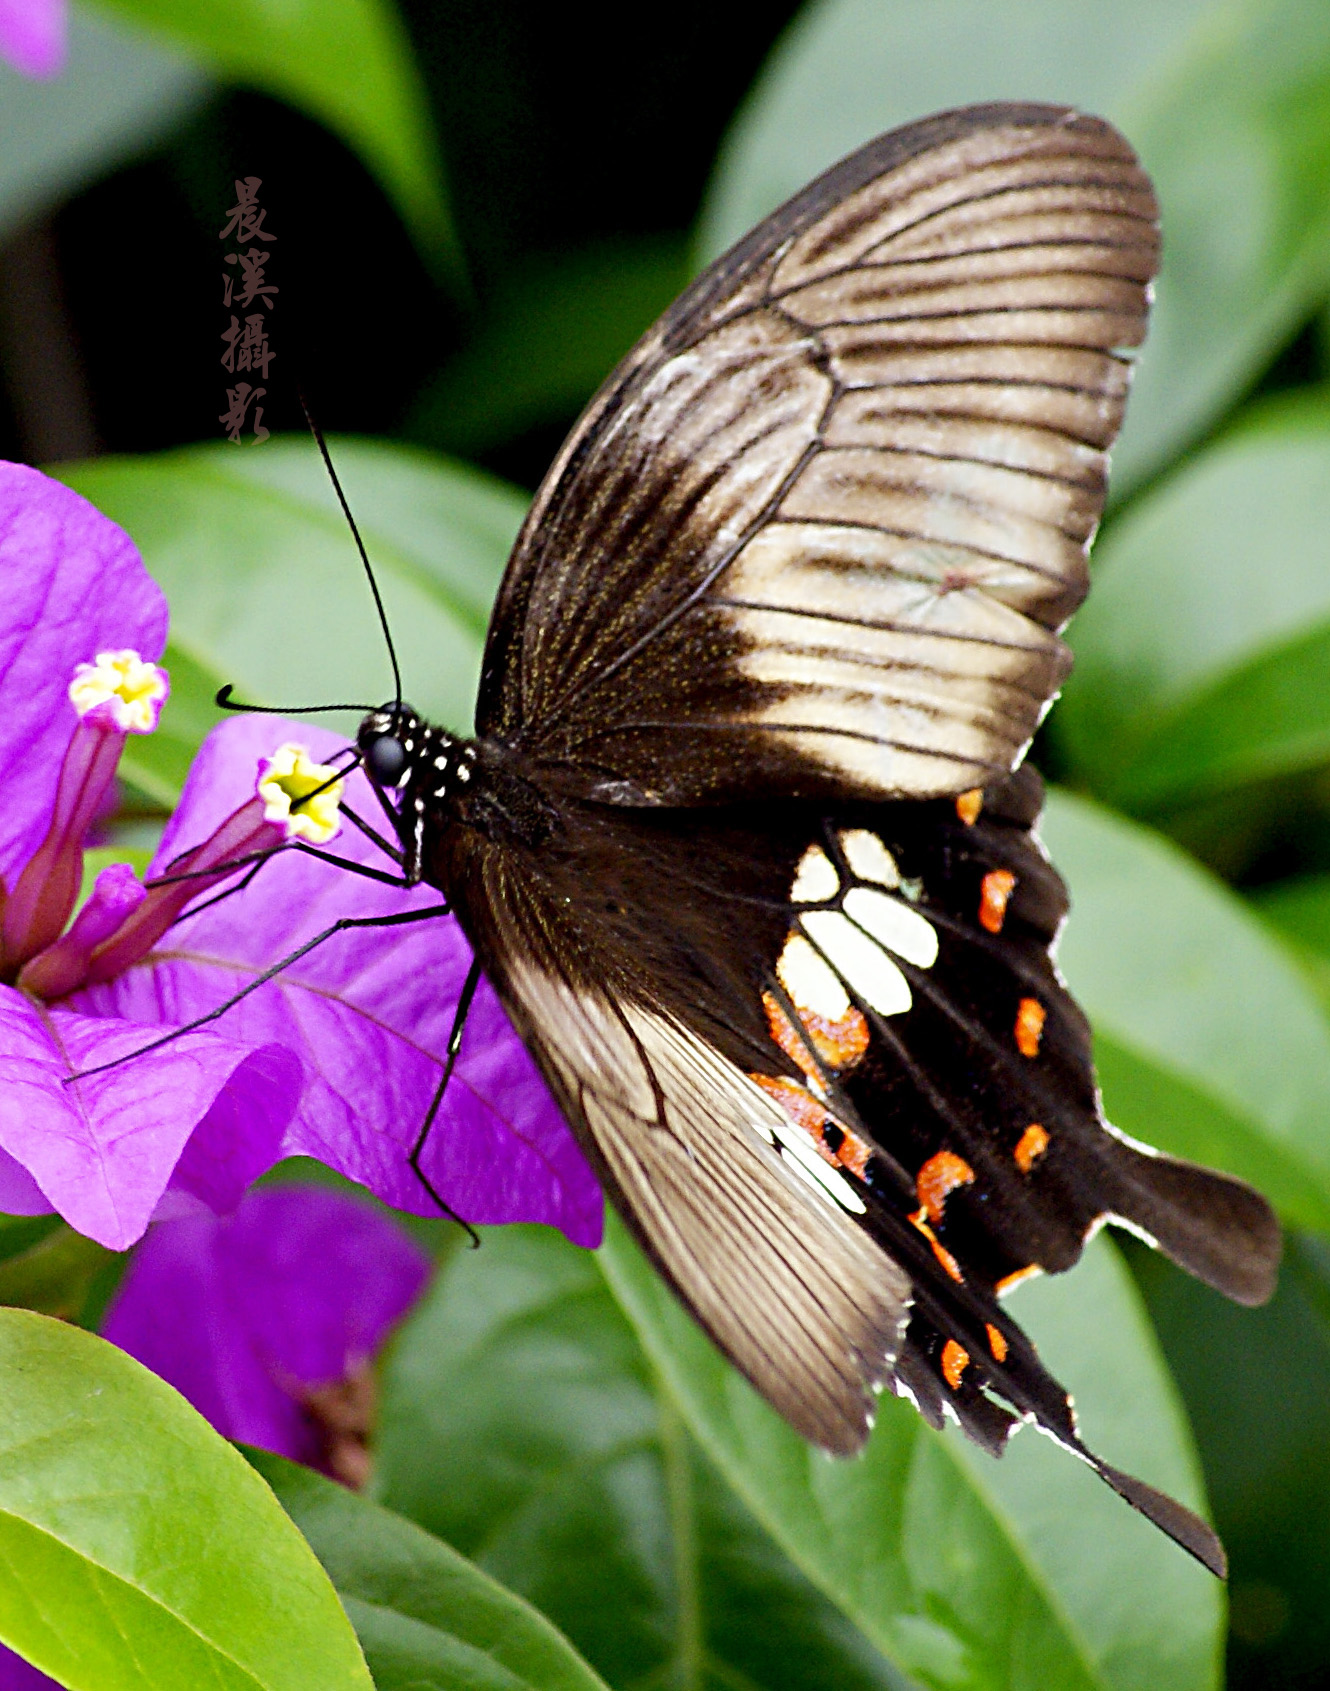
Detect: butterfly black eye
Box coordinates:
(366, 734, 409, 786)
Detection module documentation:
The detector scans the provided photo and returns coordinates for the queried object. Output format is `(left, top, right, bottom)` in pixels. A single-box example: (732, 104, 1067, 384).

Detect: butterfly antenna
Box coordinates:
(297, 386, 404, 709)
(214, 683, 376, 715)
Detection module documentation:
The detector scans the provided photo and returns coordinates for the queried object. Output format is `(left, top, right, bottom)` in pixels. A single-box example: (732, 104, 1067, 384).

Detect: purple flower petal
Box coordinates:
(0, 465, 166, 885)
(0, 987, 301, 1249)
(0, 1146, 50, 1217)
(78, 714, 603, 1247)
(102, 1185, 431, 1465)
(102, 1206, 305, 1460)
(0, 0, 65, 79)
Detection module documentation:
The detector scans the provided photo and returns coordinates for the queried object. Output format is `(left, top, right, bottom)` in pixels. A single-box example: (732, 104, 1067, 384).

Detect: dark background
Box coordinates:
(0, 0, 803, 484)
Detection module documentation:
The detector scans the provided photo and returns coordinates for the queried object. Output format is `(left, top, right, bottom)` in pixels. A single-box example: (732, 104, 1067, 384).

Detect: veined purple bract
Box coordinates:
(0, 461, 601, 1252)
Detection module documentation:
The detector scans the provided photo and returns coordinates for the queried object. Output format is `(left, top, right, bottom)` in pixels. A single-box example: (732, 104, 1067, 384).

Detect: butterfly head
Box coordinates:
(357, 704, 431, 789)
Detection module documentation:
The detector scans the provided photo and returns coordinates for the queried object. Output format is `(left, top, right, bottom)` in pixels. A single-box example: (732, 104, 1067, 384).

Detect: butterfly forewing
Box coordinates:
(478, 102, 1159, 806)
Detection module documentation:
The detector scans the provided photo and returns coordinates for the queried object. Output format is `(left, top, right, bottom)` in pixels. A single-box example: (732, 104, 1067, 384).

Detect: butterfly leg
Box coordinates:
(150, 840, 415, 897)
(338, 800, 404, 865)
(64, 903, 450, 1082)
(406, 955, 483, 1244)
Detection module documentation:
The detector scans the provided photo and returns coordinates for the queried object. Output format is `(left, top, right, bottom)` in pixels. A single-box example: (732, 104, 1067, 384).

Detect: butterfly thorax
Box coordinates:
(357, 704, 558, 883)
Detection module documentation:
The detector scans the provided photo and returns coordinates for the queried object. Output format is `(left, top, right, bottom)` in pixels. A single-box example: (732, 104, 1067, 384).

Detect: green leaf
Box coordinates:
(1133, 1229, 1330, 1670)
(248, 1450, 613, 1691)
(602, 1215, 1219, 1691)
(88, 0, 459, 281)
(57, 437, 521, 800)
(1057, 392, 1330, 809)
(1041, 789, 1330, 1232)
(376, 1224, 916, 1691)
(118, 641, 230, 811)
(0, 1225, 111, 1319)
(698, 0, 1212, 261)
(1250, 873, 1330, 1017)
(697, 0, 1330, 494)
(0, 4, 207, 237)
(409, 236, 692, 456)
(0, 1308, 371, 1689)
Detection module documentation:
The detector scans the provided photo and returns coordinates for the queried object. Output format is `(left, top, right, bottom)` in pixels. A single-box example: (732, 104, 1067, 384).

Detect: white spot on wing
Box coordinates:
(840, 829, 899, 888)
(777, 932, 851, 1020)
(801, 911, 912, 1015)
(791, 844, 839, 904)
(843, 887, 939, 969)
(767, 1115, 867, 1214)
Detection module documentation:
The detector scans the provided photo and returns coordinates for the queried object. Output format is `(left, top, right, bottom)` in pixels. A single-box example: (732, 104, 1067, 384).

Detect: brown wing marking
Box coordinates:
(502, 953, 910, 1453)
(480, 104, 1158, 805)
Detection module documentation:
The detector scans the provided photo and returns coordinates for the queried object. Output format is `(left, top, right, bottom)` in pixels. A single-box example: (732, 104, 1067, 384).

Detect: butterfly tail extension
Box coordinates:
(1094, 1462, 1227, 1579)
(1096, 1137, 1280, 1307)
(880, 1220, 1230, 1576)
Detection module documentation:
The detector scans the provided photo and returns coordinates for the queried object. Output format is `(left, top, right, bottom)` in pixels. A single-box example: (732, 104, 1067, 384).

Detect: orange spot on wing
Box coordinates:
(956, 789, 983, 825)
(763, 986, 869, 1077)
(996, 1264, 1041, 1296)
(765, 992, 819, 1082)
(909, 1207, 964, 1283)
(979, 868, 1016, 934)
(750, 1073, 877, 1178)
(1014, 997, 1046, 1058)
(915, 1150, 975, 1224)
(1014, 1122, 1050, 1173)
(941, 1339, 970, 1390)
(830, 1125, 875, 1180)
(752, 1072, 828, 1138)
(985, 1323, 1008, 1362)
(807, 1005, 870, 1068)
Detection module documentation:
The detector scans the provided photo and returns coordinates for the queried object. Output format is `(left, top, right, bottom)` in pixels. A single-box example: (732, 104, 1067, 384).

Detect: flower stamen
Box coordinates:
(258, 744, 344, 845)
(69, 650, 169, 733)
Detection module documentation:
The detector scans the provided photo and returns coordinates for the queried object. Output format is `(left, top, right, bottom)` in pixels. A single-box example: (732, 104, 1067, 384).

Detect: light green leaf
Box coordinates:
(248, 1450, 613, 1691)
(1042, 788, 1330, 1231)
(0, 1309, 371, 1689)
(88, 0, 459, 280)
(698, 0, 1212, 261)
(376, 1224, 916, 1691)
(1057, 392, 1330, 809)
(0, 4, 207, 237)
(602, 1215, 1218, 1691)
(57, 436, 520, 801)
(410, 236, 692, 456)
(698, 0, 1330, 494)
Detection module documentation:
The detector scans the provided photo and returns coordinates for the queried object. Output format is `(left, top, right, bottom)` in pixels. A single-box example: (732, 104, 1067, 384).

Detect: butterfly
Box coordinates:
(343, 100, 1278, 1576)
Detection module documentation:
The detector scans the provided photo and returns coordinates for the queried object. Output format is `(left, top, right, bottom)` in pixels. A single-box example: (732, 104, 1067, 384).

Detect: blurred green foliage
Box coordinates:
(6, 0, 1330, 1686)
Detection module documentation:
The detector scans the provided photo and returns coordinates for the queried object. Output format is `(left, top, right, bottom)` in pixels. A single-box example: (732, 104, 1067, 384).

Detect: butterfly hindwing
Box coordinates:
(478, 102, 1159, 806)
(433, 810, 911, 1454)
(431, 752, 1273, 1571)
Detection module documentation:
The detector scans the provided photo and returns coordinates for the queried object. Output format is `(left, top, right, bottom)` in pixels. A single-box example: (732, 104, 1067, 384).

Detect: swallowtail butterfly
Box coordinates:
(350, 102, 1278, 1574)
